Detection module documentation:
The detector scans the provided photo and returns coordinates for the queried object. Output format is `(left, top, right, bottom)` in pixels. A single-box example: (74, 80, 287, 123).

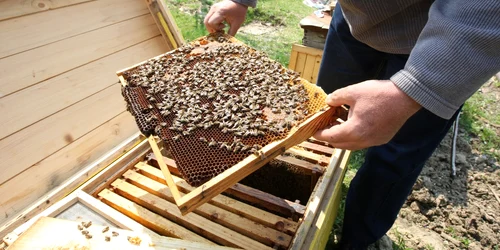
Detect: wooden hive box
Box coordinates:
(0, 1, 349, 249)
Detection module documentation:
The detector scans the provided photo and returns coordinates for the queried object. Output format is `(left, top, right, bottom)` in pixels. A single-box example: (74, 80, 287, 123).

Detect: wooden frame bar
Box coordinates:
(144, 107, 339, 215)
(145, 0, 184, 50)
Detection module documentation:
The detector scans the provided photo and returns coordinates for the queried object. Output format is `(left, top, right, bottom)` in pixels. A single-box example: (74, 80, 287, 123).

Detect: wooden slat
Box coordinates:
(311, 55, 322, 84)
(0, 84, 126, 185)
(288, 49, 299, 70)
(0, 37, 167, 142)
(135, 162, 298, 235)
(98, 189, 212, 244)
(145, 156, 306, 219)
(287, 147, 330, 165)
(275, 155, 324, 175)
(302, 54, 316, 83)
(0, 112, 137, 226)
(298, 141, 335, 156)
(303, 151, 351, 249)
(292, 44, 323, 57)
(7, 217, 227, 250)
(176, 107, 339, 214)
(156, 0, 185, 46)
(294, 52, 307, 76)
(0, 0, 93, 22)
(225, 183, 306, 219)
(0, 134, 144, 239)
(0, 14, 159, 97)
(0, 0, 148, 58)
(290, 149, 345, 249)
(122, 170, 292, 248)
(110, 179, 273, 250)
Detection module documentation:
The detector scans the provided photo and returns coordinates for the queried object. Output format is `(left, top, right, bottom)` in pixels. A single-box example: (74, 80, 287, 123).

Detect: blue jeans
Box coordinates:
(317, 5, 461, 249)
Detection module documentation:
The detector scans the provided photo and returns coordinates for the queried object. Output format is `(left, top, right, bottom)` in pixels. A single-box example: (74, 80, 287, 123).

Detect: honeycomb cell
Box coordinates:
(121, 33, 327, 186)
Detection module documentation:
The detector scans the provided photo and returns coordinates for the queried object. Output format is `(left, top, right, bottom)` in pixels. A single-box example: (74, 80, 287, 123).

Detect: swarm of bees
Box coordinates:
(121, 34, 325, 186)
(76, 221, 119, 242)
(124, 35, 311, 155)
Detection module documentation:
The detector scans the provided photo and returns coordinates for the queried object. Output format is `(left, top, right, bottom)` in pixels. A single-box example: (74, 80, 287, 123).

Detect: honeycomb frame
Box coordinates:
(117, 33, 344, 214)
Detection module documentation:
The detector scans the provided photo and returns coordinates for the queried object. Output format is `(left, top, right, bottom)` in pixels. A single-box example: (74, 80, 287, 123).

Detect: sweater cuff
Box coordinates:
(391, 70, 459, 119)
(230, 0, 257, 8)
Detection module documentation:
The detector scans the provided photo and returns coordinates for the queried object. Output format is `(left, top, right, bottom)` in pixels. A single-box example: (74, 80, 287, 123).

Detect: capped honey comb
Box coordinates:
(121, 33, 328, 186)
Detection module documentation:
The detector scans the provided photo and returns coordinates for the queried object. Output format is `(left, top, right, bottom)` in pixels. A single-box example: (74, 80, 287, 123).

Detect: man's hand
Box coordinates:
(204, 0, 248, 36)
(314, 80, 421, 150)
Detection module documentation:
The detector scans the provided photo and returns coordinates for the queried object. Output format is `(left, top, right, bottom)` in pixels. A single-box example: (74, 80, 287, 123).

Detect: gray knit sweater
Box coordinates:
(233, 0, 500, 119)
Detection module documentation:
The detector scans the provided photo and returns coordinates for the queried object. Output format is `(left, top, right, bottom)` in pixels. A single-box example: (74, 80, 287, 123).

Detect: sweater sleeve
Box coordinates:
(390, 0, 500, 119)
(230, 0, 257, 8)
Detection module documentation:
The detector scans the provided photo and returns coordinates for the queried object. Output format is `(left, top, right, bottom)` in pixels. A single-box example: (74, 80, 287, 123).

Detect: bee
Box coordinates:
(77, 224, 83, 231)
(81, 230, 89, 235)
(199, 137, 208, 143)
(85, 234, 93, 239)
(208, 139, 217, 147)
(172, 135, 181, 141)
(160, 122, 167, 127)
(83, 221, 92, 228)
(102, 226, 109, 233)
(112, 231, 119, 237)
(105, 236, 111, 242)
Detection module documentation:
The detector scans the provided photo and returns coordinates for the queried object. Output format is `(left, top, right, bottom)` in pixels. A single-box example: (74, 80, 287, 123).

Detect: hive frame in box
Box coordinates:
(117, 37, 345, 215)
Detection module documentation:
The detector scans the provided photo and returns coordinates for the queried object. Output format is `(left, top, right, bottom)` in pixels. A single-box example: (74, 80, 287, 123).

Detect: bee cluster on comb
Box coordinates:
(121, 33, 327, 186)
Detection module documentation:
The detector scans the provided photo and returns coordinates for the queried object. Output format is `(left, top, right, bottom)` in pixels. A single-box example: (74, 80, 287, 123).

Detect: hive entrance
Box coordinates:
(121, 34, 328, 187)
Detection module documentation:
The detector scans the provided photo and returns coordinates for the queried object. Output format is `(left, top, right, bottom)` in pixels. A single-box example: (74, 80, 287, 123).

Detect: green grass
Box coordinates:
(460, 77, 500, 161)
(165, 0, 313, 66)
(392, 228, 413, 250)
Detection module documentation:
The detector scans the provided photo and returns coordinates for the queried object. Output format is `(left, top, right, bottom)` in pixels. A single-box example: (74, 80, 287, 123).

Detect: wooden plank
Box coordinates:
(155, 0, 185, 46)
(176, 107, 339, 214)
(287, 147, 330, 165)
(98, 189, 212, 244)
(110, 179, 273, 249)
(145, 0, 175, 50)
(0, 0, 148, 58)
(0, 112, 137, 227)
(0, 0, 94, 22)
(288, 49, 299, 70)
(135, 162, 298, 235)
(225, 183, 306, 219)
(147, 136, 182, 202)
(290, 149, 346, 249)
(294, 52, 307, 76)
(311, 55, 322, 84)
(145, 155, 306, 219)
(0, 36, 167, 142)
(292, 44, 323, 57)
(8, 217, 226, 250)
(0, 14, 159, 97)
(0, 84, 127, 185)
(302, 54, 316, 83)
(275, 155, 324, 175)
(304, 151, 351, 249)
(122, 170, 292, 248)
(298, 141, 335, 156)
(0, 133, 143, 239)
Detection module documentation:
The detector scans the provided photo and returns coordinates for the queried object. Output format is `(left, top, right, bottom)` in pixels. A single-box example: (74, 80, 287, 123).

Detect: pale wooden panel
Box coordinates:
(294, 53, 307, 76)
(302, 54, 317, 83)
(288, 50, 298, 70)
(0, 37, 167, 142)
(0, 0, 147, 58)
(0, 84, 125, 185)
(0, 0, 93, 21)
(0, 112, 137, 226)
(311, 55, 322, 84)
(0, 14, 158, 98)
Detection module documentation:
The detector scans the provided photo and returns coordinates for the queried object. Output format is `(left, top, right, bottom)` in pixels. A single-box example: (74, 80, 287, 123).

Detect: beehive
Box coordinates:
(121, 33, 329, 186)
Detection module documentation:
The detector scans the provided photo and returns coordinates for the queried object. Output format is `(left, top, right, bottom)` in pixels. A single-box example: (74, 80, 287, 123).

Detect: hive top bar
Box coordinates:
(120, 33, 328, 186)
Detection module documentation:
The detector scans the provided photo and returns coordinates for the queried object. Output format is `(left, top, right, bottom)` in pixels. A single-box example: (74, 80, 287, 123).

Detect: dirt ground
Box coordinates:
(376, 83, 500, 249)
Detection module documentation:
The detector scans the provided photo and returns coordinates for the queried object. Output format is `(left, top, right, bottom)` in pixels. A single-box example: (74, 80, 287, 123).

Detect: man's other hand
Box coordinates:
(204, 0, 248, 36)
(314, 80, 421, 150)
